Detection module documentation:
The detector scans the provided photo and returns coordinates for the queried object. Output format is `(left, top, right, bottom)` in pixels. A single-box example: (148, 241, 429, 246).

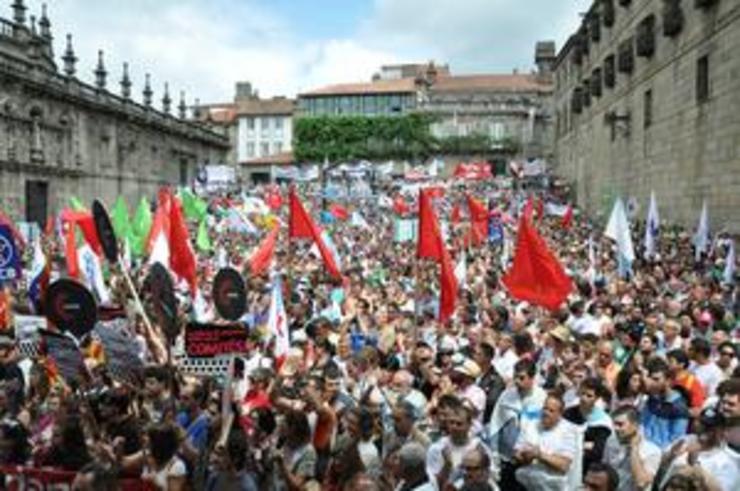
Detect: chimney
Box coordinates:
(535, 40, 557, 80)
(235, 81, 254, 100)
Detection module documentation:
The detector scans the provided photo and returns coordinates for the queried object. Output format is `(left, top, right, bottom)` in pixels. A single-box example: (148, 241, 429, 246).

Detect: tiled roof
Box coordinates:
(204, 106, 236, 124)
(301, 73, 552, 97)
(234, 97, 296, 116)
(241, 151, 294, 166)
(431, 74, 553, 93)
(300, 78, 417, 96)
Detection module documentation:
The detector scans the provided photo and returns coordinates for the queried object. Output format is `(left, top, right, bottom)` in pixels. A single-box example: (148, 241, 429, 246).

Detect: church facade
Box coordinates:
(0, 1, 228, 226)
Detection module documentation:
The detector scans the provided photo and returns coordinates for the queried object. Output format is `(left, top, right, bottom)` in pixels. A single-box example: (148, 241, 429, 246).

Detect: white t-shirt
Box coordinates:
(664, 441, 740, 491)
(690, 361, 724, 396)
(426, 436, 491, 488)
(514, 419, 578, 490)
(603, 434, 662, 491)
(493, 349, 519, 381)
(143, 456, 187, 491)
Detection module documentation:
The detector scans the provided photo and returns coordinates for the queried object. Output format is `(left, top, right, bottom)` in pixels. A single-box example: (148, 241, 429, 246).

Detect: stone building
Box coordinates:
(552, 0, 739, 232)
(0, 1, 228, 226)
(198, 82, 296, 184)
(297, 46, 555, 171)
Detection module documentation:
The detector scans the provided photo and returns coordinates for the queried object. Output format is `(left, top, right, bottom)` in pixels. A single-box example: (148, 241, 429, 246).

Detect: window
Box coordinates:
(246, 142, 255, 157)
(246, 118, 255, 130)
(260, 142, 270, 156)
(260, 118, 269, 130)
(491, 122, 505, 140)
(697, 55, 709, 103)
(274, 142, 283, 154)
(274, 117, 283, 129)
(644, 89, 653, 128)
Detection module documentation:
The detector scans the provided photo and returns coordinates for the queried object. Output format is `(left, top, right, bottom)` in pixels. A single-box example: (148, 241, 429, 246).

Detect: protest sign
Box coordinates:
(185, 322, 249, 357)
(0, 224, 21, 283)
(94, 320, 144, 384)
(39, 329, 86, 385)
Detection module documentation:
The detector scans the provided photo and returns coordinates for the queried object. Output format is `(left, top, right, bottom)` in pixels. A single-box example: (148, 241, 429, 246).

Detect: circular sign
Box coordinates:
(0, 234, 13, 268)
(213, 268, 246, 321)
(147, 263, 179, 341)
(93, 200, 119, 264)
(44, 279, 98, 339)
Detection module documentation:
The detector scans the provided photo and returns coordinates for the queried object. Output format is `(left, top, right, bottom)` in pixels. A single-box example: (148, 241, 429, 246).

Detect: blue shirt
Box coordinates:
(640, 390, 689, 450)
(176, 411, 210, 452)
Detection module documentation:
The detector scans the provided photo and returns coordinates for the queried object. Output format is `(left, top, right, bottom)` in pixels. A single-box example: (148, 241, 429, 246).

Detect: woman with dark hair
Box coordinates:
(614, 368, 646, 410)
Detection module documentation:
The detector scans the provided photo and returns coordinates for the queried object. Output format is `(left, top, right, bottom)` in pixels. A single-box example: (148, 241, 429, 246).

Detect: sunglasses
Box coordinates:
(720, 351, 735, 357)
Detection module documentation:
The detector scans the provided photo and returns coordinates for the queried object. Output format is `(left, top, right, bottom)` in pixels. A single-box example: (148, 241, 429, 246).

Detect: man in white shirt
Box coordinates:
(427, 398, 493, 489)
(604, 405, 662, 491)
(493, 334, 519, 383)
(488, 359, 547, 489)
(513, 393, 578, 490)
(689, 337, 724, 396)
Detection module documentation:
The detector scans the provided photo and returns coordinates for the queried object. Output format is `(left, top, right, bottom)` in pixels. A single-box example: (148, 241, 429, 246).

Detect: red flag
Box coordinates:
(502, 215, 573, 310)
(416, 189, 457, 321)
(450, 204, 462, 224)
(249, 227, 278, 276)
(64, 220, 80, 278)
(147, 190, 173, 265)
(60, 210, 103, 256)
(329, 203, 349, 221)
(393, 196, 410, 216)
(561, 205, 574, 230)
(466, 195, 489, 247)
(169, 192, 198, 295)
(44, 215, 55, 238)
(417, 190, 443, 260)
(288, 188, 342, 280)
(288, 189, 315, 239)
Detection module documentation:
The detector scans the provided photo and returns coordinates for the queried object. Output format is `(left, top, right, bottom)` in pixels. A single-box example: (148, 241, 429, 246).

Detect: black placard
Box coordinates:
(185, 322, 249, 358)
(213, 268, 247, 321)
(146, 263, 179, 341)
(92, 200, 119, 264)
(93, 320, 144, 384)
(40, 329, 86, 385)
(44, 279, 98, 339)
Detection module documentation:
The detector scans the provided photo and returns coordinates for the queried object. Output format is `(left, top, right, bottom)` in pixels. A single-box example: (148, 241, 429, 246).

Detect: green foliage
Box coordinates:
(293, 114, 520, 162)
(293, 114, 437, 162)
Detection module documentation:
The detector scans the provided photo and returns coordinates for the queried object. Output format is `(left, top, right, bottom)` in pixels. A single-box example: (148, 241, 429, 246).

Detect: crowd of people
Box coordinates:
(0, 178, 737, 491)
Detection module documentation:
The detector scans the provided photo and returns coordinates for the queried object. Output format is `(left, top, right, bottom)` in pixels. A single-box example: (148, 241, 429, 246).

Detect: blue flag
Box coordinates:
(0, 225, 21, 285)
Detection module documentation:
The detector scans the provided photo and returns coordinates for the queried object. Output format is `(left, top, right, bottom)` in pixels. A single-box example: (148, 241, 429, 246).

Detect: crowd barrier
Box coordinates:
(0, 466, 152, 490)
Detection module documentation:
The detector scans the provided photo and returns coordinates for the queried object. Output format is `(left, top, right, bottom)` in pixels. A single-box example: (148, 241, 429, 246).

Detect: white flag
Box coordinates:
(724, 241, 736, 285)
(694, 200, 709, 262)
(454, 251, 466, 288)
(268, 276, 289, 359)
(78, 244, 110, 304)
(605, 198, 634, 277)
(644, 191, 660, 258)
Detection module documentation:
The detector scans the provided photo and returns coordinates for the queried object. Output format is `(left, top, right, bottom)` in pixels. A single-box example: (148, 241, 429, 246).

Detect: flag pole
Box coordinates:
(117, 255, 155, 337)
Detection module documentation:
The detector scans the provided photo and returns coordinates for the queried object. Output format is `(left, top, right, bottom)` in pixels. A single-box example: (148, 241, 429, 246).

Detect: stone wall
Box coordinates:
(0, 25, 228, 223)
(553, 0, 740, 233)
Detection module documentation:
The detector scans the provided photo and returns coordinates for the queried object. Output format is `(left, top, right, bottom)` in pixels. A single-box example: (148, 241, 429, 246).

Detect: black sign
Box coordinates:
(146, 263, 179, 341)
(93, 320, 144, 384)
(44, 279, 98, 339)
(185, 322, 249, 358)
(92, 200, 119, 264)
(40, 329, 87, 385)
(213, 268, 247, 321)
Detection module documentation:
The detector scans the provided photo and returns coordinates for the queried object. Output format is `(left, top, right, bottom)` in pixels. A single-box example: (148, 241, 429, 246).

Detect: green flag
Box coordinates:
(181, 188, 208, 221)
(111, 196, 131, 242)
(196, 219, 212, 252)
(69, 196, 87, 211)
(130, 197, 152, 256)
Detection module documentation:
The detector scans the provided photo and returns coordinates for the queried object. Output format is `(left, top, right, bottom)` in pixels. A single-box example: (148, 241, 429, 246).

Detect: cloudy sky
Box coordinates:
(17, 0, 591, 105)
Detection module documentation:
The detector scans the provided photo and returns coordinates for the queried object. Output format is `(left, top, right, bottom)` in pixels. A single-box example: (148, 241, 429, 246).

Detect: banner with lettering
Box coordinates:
(185, 322, 249, 357)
